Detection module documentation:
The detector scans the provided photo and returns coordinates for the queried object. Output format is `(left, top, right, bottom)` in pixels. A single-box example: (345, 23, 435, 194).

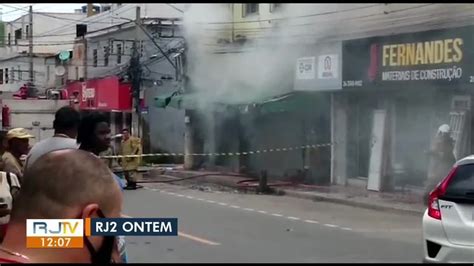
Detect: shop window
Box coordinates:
(243, 3, 259, 17)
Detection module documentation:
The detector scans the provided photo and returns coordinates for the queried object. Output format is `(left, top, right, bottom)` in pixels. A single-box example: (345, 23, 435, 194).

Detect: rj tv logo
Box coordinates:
(32, 220, 81, 235)
(26, 219, 84, 249)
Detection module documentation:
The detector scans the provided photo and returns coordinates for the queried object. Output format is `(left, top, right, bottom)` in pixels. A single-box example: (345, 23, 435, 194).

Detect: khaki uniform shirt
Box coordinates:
(120, 137, 142, 171)
(2, 152, 24, 183)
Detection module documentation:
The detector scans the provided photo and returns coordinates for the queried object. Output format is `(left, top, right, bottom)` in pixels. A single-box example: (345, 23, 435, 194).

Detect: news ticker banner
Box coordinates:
(26, 218, 178, 249)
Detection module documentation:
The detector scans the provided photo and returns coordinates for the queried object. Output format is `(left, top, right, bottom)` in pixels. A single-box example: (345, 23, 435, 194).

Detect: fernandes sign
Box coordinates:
(342, 26, 474, 88)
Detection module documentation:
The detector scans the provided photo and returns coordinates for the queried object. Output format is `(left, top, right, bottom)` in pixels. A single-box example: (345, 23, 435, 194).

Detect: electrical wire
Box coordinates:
(196, 4, 383, 25)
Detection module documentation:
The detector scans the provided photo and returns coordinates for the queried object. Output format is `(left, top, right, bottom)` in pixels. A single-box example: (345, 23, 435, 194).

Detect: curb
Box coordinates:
(149, 170, 425, 216)
(279, 189, 425, 216)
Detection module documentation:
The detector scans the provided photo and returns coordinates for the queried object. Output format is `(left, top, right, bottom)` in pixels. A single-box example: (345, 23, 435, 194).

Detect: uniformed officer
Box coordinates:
(120, 129, 143, 190)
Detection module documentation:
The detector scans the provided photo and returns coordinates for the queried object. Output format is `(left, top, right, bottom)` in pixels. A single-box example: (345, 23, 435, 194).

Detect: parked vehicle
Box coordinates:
(422, 155, 474, 263)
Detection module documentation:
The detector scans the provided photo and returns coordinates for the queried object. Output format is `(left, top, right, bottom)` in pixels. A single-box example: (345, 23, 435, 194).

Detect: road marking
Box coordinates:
(304, 219, 319, 224)
(287, 216, 300, 221)
(258, 210, 267, 214)
(168, 192, 176, 195)
(243, 208, 255, 211)
(272, 213, 283, 217)
(230, 205, 240, 209)
(176, 194, 185, 197)
(206, 200, 216, 203)
(178, 231, 221, 246)
(324, 224, 338, 228)
(218, 203, 228, 206)
(341, 227, 353, 231)
(186, 196, 194, 199)
(196, 198, 204, 201)
(151, 188, 158, 192)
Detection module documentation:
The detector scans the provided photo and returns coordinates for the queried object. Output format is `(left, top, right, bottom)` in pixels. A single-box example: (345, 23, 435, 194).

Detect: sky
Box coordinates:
(0, 4, 86, 21)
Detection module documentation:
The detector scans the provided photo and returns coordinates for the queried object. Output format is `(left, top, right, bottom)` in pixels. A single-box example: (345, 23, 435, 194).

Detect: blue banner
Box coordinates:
(90, 218, 178, 236)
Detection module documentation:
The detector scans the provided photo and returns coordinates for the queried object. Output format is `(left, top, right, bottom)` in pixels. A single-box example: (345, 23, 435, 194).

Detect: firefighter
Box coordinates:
(424, 124, 456, 204)
(120, 129, 143, 190)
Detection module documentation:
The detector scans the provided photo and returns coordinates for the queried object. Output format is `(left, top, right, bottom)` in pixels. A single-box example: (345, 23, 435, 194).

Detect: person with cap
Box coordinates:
(2, 128, 34, 184)
(424, 124, 456, 204)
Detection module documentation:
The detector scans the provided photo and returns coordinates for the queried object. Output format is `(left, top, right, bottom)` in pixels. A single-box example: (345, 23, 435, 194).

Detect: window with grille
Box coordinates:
(0, 69, 3, 84)
(104, 46, 109, 66)
(14, 29, 22, 44)
(140, 40, 144, 57)
(5, 68, 9, 84)
(117, 44, 122, 64)
(243, 3, 259, 17)
(93, 49, 98, 67)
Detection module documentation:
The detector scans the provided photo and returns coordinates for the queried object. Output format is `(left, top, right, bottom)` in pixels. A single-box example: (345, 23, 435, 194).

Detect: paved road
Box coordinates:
(123, 183, 423, 263)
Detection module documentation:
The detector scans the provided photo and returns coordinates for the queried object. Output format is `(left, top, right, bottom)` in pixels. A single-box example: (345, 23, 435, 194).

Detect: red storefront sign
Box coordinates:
(65, 76, 132, 112)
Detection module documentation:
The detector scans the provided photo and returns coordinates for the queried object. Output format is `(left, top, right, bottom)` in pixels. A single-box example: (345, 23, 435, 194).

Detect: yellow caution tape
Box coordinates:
(100, 142, 335, 159)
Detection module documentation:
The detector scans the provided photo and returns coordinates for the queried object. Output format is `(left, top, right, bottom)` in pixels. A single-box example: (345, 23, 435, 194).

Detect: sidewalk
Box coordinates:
(145, 168, 426, 215)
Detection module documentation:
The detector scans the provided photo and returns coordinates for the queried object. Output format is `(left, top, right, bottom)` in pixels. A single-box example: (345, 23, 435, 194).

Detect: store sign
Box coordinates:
(296, 57, 315, 80)
(342, 25, 474, 89)
(82, 85, 95, 102)
(318, 55, 338, 79)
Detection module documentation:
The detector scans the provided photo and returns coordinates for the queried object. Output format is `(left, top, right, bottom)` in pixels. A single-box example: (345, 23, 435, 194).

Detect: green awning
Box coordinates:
(154, 91, 318, 114)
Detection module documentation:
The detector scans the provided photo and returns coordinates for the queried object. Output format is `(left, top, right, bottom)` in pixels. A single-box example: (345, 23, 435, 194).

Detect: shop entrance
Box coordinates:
(347, 94, 378, 179)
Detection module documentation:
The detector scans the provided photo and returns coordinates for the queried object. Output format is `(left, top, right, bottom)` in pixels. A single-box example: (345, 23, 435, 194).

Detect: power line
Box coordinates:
(166, 4, 184, 13)
(199, 3, 436, 33)
(34, 5, 136, 38)
(196, 4, 383, 25)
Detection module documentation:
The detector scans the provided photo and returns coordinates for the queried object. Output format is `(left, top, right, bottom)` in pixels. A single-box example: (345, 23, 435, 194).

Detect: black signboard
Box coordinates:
(342, 26, 474, 89)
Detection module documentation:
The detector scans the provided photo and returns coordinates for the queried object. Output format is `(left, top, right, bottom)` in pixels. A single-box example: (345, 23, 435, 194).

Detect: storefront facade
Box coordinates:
(337, 25, 474, 191)
(64, 76, 133, 151)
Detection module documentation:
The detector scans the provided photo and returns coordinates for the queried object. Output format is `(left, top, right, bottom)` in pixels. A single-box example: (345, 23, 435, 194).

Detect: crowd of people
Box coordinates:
(0, 106, 143, 263)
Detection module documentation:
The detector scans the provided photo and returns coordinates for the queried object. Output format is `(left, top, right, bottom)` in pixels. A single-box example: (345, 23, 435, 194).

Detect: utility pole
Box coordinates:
(87, 3, 94, 17)
(28, 5, 34, 97)
(130, 6, 141, 138)
(182, 46, 195, 170)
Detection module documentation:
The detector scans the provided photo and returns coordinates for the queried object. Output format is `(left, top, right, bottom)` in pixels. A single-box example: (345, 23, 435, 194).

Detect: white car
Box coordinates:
(422, 155, 474, 263)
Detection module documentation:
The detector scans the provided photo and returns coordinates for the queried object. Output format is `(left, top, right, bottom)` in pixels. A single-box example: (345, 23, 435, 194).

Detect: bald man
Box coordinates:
(0, 149, 123, 263)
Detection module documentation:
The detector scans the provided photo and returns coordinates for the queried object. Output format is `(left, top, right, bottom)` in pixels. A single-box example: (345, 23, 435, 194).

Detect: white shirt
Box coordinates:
(24, 136, 79, 170)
